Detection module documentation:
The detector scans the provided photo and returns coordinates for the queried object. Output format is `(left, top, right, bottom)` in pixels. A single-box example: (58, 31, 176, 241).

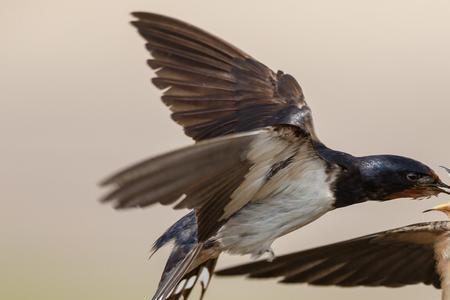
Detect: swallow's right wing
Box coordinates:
(131, 12, 317, 142)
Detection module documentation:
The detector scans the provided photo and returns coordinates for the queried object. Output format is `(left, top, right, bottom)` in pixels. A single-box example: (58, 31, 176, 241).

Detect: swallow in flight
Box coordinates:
(100, 12, 450, 300)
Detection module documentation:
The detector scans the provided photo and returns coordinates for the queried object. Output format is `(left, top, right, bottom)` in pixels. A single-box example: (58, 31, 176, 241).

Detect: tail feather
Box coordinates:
(153, 244, 203, 300)
(150, 211, 197, 258)
(151, 211, 219, 300)
(167, 258, 218, 300)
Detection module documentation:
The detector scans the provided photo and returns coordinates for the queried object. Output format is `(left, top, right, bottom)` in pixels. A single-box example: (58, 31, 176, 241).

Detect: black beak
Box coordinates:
(431, 166, 450, 195)
(434, 181, 450, 195)
(422, 208, 433, 213)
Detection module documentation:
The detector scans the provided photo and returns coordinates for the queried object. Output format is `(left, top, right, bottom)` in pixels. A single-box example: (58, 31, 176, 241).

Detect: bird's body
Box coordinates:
(100, 12, 450, 300)
(217, 176, 333, 257)
(218, 203, 450, 300)
(215, 131, 336, 257)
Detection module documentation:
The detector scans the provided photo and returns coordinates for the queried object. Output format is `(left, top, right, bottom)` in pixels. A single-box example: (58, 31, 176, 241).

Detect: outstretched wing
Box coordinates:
(101, 126, 320, 240)
(131, 12, 317, 141)
(217, 222, 450, 289)
(102, 13, 326, 240)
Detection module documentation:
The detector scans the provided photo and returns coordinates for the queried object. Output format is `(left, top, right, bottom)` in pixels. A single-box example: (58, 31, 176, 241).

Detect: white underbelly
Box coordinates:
(215, 180, 335, 257)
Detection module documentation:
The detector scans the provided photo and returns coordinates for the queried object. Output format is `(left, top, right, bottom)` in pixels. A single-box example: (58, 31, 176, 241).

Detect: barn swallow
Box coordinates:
(100, 12, 450, 300)
(217, 201, 450, 299)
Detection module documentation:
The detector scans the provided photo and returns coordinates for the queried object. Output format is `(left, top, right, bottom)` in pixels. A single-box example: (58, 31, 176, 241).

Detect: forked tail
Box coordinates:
(151, 211, 219, 300)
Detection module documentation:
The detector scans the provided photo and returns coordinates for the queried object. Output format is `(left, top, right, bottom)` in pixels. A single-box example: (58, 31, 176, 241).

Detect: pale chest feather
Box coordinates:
(216, 156, 336, 256)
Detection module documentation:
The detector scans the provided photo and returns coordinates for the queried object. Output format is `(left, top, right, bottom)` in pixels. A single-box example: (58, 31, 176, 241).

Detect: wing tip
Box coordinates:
(130, 11, 157, 20)
(98, 177, 112, 187)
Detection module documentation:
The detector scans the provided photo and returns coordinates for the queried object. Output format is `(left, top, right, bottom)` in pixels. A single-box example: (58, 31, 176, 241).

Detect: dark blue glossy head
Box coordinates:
(358, 155, 448, 200)
(333, 154, 450, 207)
(359, 155, 432, 180)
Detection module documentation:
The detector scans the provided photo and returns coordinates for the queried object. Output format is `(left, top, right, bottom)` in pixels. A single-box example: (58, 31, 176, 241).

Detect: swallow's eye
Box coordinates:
(406, 173, 422, 182)
(406, 173, 433, 184)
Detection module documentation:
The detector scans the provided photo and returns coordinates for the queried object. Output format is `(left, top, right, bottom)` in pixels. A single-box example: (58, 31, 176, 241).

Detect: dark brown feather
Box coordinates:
(100, 131, 257, 212)
(130, 12, 315, 141)
(217, 221, 450, 289)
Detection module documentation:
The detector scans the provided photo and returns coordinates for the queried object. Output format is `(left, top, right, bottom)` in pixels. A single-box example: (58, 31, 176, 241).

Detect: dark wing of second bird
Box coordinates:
(101, 13, 324, 241)
(217, 221, 450, 288)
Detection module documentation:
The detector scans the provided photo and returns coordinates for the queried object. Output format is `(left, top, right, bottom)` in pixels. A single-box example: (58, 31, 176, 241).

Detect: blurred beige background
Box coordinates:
(1, 0, 450, 299)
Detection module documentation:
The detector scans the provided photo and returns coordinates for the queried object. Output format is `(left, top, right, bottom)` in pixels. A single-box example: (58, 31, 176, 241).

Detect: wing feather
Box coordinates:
(217, 222, 450, 289)
(101, 130, 260, 209)
(131, 12, 314, 141)
(101, 126, 315, 240)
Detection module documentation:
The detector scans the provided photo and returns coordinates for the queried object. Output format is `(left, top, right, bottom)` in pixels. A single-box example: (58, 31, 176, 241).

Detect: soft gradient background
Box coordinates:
(2, 1, 450, 299)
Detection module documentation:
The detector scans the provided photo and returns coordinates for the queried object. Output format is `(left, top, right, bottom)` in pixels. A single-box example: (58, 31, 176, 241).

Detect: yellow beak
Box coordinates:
(423, 203, 450, 214)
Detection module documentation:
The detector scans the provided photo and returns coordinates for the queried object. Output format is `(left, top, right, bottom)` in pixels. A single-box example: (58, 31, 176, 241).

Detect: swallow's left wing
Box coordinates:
(101, 126, 317, 240)
(217, 222, 450, 288)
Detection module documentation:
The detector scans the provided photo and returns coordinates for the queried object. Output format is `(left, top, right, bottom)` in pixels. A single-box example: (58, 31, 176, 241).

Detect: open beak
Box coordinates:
(434, 181, 450, 195)
(437, 166, 450, 194)
(423, 203, 450, 213)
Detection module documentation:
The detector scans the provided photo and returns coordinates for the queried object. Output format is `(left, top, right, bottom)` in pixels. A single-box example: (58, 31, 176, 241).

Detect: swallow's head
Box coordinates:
(357, 155, 450, 201)
(423, 202, 450, 218)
